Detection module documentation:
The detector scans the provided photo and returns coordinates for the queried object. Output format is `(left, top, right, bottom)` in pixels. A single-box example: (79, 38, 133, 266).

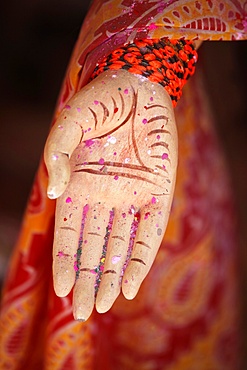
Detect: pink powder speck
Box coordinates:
(156, 223, 159, 228)
(122, 212, 126, 218)
(85, 139, 94, 147)
(66, 197, 72, 203)
(98, 158, 105, 165)
(163, 165, 166, 170)
(124, 89, 129, 94)
(76, 107, 81, 112)
(162, 153, 168, 160)
(84, 240, 88, 244)
(112, 255, 121, 264)
(150, 96, 154, 101)
(113, 152, 117, 156)
(65, 104, 71, 110)
(94, 100, 99, 105)
(114, 175, 119, 180)
(151, 196, 157, 204)
(148, 22, 158, 30)
(57, 251, 65, 257)
(157, 135, 160, 140)
(134, 191, 137, 195)
(74, 262, 79, 272)
(142, 118, 148, 124)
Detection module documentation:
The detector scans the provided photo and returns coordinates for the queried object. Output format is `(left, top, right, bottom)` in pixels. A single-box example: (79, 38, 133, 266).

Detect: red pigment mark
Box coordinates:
(183, 6, 190, 13)
(122, 212, 126, 218)
(114, 175, 119, 180)
(65, 104, 71, 110)
(64, 217, 67, 222)
(162, 153, 168, 160)
(195, 1, 201, 10)
(124, 89, 129, 94)
(114, 107, 119, 113)
(163, 17, 172, 24)
(151, 196, 157, 204)
(94, 100, 99, 105)
(148, 22, 158, 30)
(206, 0, 213, 8)
(77, 107, 81, 112)
(173, 10, 180, 18)
(142, 118, 147, 124)
(144, 212, 150, 220)
(98, 158, 105, 165)
(66, 197, 72, 203)
(219, 2, 224, 11)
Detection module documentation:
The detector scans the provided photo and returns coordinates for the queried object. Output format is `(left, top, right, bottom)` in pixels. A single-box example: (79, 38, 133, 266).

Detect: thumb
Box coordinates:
(44, 108, 83, 199)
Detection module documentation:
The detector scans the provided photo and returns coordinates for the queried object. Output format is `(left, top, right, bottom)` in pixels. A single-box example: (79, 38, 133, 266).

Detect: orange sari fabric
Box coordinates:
(1, 1, 247, 369)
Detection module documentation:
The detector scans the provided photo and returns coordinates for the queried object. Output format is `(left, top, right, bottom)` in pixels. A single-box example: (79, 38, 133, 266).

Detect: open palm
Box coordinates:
(44, 70, 177, 320)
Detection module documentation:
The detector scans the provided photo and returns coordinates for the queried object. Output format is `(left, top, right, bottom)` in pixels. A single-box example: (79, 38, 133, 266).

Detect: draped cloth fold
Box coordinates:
(1, 1, 247, 369)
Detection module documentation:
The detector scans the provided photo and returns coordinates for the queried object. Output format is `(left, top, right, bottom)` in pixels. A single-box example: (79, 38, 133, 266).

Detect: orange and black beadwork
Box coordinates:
(91, 38, 198, 107)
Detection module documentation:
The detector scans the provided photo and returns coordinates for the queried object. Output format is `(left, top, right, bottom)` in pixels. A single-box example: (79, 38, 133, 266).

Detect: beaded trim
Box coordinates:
(91, 38, 198, 107)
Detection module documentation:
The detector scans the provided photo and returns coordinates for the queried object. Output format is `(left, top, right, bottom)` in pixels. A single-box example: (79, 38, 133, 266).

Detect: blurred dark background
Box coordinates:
(0, 0, 246, 366)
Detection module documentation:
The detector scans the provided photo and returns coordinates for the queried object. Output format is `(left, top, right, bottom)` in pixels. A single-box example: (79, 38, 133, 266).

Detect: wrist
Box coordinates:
(91, 38, 198, 107)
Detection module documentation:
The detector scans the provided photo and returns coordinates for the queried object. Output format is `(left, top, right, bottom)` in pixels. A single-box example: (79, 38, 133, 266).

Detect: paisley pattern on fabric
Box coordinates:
(0, 1, 246, 369)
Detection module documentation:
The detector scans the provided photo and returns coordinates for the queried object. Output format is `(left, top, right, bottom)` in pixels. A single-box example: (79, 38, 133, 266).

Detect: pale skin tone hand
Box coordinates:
(44, 70, 178, 321)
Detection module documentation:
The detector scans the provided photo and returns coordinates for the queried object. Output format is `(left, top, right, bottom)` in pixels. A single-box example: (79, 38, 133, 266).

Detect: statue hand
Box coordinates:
(44, 70, 178, 320)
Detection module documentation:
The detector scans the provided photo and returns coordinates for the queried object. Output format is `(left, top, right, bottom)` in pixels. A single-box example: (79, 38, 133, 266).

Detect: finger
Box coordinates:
(96, 209, 134, 313)
(73, 203, 110, 321)
(44, 107, 83, 199)
(53, 187, 84, 297)
(122, 202, 169, 300)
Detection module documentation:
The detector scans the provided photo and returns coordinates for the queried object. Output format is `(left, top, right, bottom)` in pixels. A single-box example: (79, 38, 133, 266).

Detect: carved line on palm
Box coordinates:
(72, 83, 175, 200)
